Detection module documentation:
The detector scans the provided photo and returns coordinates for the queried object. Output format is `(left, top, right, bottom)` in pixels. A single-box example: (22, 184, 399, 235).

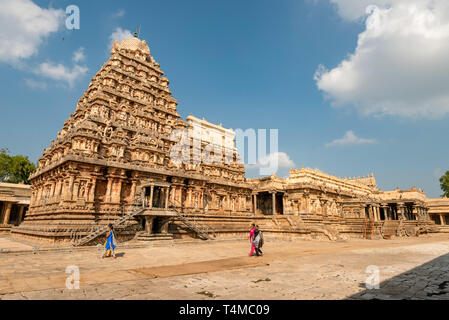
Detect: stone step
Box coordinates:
(136, 233, 174, 241)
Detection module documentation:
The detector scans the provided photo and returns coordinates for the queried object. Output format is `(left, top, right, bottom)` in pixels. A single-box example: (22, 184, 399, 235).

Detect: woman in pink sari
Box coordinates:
(249, 223, 256, 256)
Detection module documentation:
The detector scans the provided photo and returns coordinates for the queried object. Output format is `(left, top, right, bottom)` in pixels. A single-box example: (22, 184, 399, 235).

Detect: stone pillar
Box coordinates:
(200, 191, 204, 211)
(145, 217, 154, 233)
(73, 182, 80, 200)
(36, 186, 43, 204)
(165, 187, 169, 210)
(369, 206, 374, 220)
(141, 187, 145, 207)
(105, 178, 113, 203)
(50, 182, 55, 199)
(398, 203, 405, 220)
(89, 178, 97, 202)
(412, 206, 418, 220)
(282, 195, 288, 215)
(17, 205, 25, 224)
(130, 180, 137, 202)
(112, 179, 122, 204)
(2, 202, 12, 225)
(149, 185, 154, 209)
(56, 179, 63, 198)
(189, 188, 193, 208)
(160, 218, 170, 234)
(68, 176, 75, 200)
(384, 206, 389, 220)
(440, 214, 445, 225)
(253, 194, 257, 215)
(272, 192, 276, 215)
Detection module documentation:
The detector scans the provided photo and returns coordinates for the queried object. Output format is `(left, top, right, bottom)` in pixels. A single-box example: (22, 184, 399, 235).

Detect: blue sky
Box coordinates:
(0, 0, 448, 197)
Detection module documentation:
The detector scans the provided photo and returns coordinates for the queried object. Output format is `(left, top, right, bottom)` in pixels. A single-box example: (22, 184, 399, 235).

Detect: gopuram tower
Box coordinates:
(12, 35, 251, 243)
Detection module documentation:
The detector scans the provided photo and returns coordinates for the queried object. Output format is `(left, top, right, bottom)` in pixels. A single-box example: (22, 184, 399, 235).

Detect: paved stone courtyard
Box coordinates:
(1, 234, 449, 300)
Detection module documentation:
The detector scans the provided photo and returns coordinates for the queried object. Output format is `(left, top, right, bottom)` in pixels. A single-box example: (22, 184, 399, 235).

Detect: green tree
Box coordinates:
(440, 170, 449, 198)
(0, 148, 36, 184)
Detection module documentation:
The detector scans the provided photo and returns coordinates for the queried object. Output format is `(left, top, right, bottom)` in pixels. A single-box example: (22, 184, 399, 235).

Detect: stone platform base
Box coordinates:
(0, 225, 12, 234)
(9, 213, 438, 245)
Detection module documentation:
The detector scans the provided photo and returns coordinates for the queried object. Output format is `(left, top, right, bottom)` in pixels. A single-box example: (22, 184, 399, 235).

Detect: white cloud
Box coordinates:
(109, 27, 133, 50)
(72, 47, 85, 63)
(112, 9, 125, 19)
(24, 78, 47, 89)
(325, 131, 377, 147)
(246, 152, 296, 169)
(316, 0, 449, 118)
(35, 62, 88, 87)
(0, 0, 64, 63)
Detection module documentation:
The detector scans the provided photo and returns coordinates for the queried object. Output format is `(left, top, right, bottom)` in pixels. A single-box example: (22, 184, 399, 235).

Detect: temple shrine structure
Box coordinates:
(11, 35, 449, 243)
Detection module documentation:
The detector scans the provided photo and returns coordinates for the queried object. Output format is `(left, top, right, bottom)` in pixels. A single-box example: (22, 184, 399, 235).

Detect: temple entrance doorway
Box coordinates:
(380, 207, 386, 220)
(256, 192, 272, 215)
(152, 217, 164, 233)
(275, 193, 284, 215)
(152, 186, 164, 208)
(142, 182, 171, 209)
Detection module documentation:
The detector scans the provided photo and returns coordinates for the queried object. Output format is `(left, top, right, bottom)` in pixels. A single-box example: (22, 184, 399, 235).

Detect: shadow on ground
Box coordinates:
(348, 252, 449, 300)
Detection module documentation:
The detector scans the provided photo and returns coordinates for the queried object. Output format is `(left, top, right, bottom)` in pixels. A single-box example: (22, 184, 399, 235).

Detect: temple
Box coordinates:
(0, 183, 30, 233)
(10, 36, 449, 243)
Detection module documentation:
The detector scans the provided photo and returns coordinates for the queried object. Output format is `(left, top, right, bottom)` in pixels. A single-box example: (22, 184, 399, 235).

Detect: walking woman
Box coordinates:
(102, 224, 117, 259)
(255, 226, 264, 256)
(251, 229, 262, 256)
(249, 223, 256, 256)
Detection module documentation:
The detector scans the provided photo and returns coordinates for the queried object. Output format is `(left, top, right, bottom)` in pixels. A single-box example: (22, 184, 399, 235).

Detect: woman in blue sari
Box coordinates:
(102, 224, 117, 259)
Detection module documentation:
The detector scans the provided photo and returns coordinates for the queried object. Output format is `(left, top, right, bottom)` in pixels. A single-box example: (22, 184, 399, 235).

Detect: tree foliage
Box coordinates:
(440, 170, 449, 198)
(0, 148, 36, 184)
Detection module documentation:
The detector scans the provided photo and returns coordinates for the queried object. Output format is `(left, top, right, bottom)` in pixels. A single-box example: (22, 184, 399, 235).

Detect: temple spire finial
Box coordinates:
(134, 25, 141, 38)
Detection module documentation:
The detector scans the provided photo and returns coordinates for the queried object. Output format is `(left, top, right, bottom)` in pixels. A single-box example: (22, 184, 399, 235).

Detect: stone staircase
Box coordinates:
(72, 205, 146, 247)
(381, 220, 400, 239)
(169, 200, 215, 240)
(135, 231, 174, 242)
(363, 219, 375, 239)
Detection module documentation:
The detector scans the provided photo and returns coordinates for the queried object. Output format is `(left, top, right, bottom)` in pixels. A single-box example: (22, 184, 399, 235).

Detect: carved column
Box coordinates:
(50, 182, 55, 200)
(105, 177, 113, 203)
(145, 217, 154, 233)
(272, 192, 276, 215)
(282, 194, 288, 215)
(55, 179, 62, 198)
(112, 178, 122, 204)
(17, 205, 25, 225)
(89, 178, 97, 202)
(149, 185, 154, 209)
(68, 175, 75, 201)
(412, 205, 418, 220)
(130, 180, 137, 203)
(397, 203, 405, 220)
(187, 188, 192, 208)
(73, 181, 80, 200)
(140, 187, 145, 207)
(165, 187, 169, 210)
(440, 214, 445, 225)
(2, 202, 12, 225)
